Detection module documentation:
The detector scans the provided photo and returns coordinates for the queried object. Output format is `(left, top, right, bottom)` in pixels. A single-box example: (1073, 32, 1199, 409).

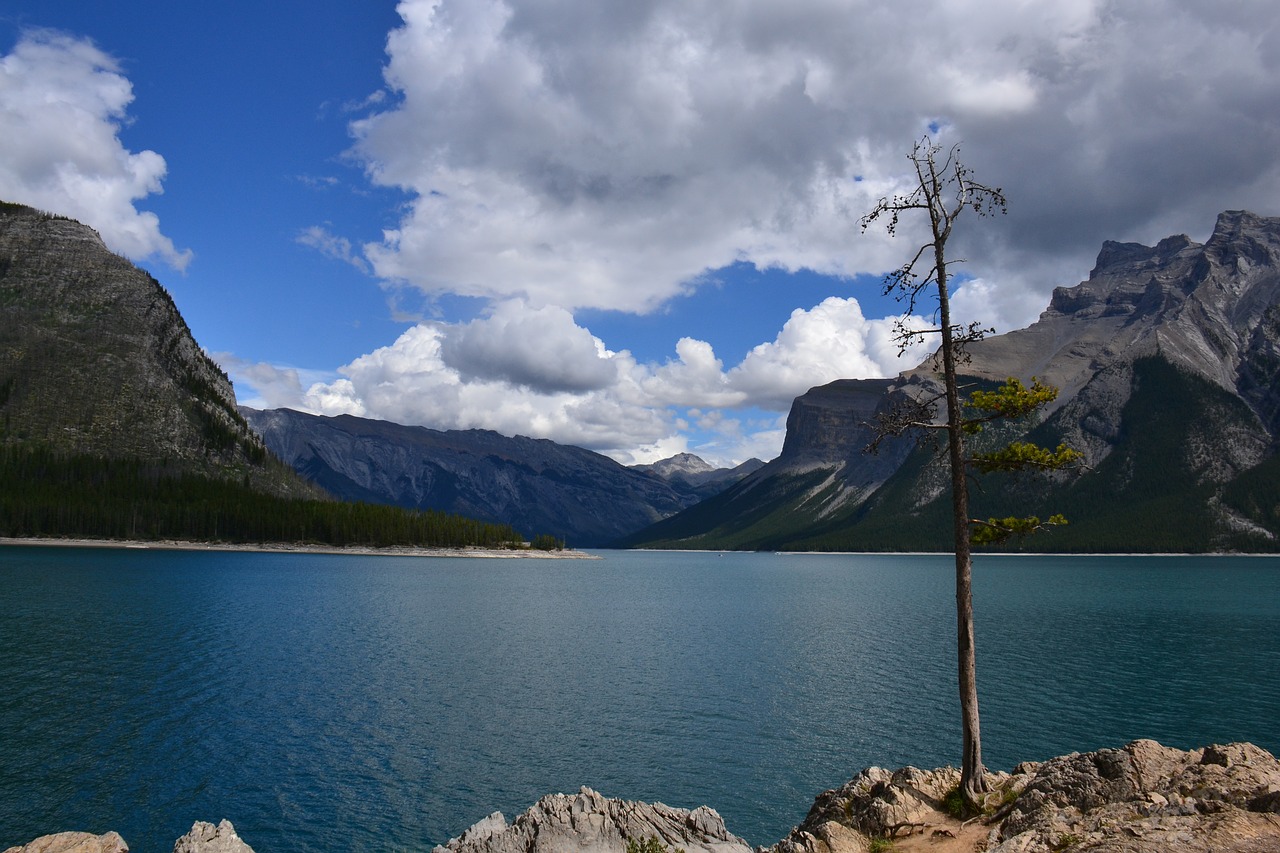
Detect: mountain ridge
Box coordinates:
(243, 407, 758, 547)
(0, 201, 314, 497)
(622, 210, 1280, 552)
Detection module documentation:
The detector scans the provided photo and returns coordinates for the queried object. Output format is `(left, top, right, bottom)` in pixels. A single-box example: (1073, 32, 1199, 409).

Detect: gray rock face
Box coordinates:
(776, 377, 923, 495)
(991, 740, 1280, 852)
(431, 786, 753, 853)
(0, 202, 316, 498)
(3, 821, 255, 853)
(0, 204, 244, 464)
(171, 821, 255, 853)
(1, 832, 128, 853)
(770, 740, 1280, 853)
(244, 408, 754, 546)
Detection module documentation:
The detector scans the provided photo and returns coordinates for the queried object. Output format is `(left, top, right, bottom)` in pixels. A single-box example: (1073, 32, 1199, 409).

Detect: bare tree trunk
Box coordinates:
(863, 137, 1006, 811)
(935, 248, 988, 806)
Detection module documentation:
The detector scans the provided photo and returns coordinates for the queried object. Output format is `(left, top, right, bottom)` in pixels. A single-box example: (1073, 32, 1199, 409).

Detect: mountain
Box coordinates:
(243, 408, 756, 547)
(632, 452, 765, 498)
(622, 210, 1280, 553)
(0, 201, 534, 549)
(0, 201, 310, 496)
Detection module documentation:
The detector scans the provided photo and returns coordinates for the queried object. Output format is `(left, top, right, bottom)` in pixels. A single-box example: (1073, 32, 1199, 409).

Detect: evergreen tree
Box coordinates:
(861, 137, 1080, 808)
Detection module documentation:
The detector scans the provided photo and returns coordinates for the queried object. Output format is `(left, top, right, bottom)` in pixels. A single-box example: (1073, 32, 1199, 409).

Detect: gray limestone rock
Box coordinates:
(1, 832, 128, 853)
(431, 786, 753, 853)
(171, 820, 254, 853)
(769, 740, 1280, 853)
(991, 740, 1280, 852)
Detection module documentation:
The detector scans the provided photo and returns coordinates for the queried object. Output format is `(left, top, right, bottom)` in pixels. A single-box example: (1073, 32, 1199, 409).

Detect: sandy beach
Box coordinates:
(0, 537, 600, 559)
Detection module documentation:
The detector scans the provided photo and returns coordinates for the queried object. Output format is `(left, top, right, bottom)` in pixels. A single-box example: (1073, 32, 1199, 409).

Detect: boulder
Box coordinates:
(431, 786, 753, 853)
(171, 820, 255, 853)
(992, 740, 1280, 852)
(769, 740, 1280, 853)
(1, 832, 127, 853)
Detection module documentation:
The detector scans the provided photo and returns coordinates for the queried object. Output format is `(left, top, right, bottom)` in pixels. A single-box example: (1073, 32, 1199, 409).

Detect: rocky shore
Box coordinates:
(7, 741, 1279, 853)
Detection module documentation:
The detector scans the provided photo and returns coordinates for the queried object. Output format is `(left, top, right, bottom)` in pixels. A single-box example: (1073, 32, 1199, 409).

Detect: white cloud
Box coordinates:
(294, 322, 673, 459)
(727, 297, 933, 409)
(266, 0, 1280, 465)
(212, 352, 336, 412)
(343, 0, 1280, 337)
(0, 30, 190, 269)
(297, 225, 370, 273)
(225, 296, 925, 466)
(439, 300, 617, 392)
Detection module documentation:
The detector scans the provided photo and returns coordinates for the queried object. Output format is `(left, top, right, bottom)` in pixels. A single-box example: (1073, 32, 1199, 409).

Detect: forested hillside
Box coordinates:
(0, 202, 550, 550)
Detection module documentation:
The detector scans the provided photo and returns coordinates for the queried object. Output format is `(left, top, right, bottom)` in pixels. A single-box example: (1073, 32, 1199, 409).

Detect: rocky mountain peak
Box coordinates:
(629, 210, 1280, 552)
(930, 210, 1280, 413)
(637, 452, 717, 478)
(0, 201, 313, 497)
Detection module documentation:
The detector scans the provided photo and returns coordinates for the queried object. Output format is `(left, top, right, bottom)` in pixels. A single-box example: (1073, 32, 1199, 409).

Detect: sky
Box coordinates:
(2, 1, 1278, 467)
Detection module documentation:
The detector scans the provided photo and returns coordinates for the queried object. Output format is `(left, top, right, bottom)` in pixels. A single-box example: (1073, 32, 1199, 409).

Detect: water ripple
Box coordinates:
(0, 548, 1277, 850)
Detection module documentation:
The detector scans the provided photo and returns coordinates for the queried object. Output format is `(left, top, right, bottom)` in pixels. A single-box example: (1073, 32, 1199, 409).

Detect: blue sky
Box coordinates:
(3, 1, 1279, 465)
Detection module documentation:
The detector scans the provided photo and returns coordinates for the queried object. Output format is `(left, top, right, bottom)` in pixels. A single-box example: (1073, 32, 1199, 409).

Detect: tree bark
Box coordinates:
(935, 243, 988, 806)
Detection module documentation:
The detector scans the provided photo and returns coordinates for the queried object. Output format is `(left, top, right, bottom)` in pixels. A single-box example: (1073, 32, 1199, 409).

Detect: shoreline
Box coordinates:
(0, 536, 600, 559)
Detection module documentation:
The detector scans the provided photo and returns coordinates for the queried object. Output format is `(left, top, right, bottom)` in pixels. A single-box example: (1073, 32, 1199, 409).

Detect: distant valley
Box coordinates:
(243, 407, 761, 547)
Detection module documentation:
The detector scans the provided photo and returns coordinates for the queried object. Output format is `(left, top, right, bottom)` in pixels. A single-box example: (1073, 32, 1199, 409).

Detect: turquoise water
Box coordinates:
(1, 547, 1277, 851)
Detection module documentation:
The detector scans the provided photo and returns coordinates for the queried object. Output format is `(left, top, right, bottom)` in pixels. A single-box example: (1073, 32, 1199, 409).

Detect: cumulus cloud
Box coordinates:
(234, 297, 927, 466)
(269, 0, 1280, 464)
(294, 322, 673, 459)
(726, 297, 933, 410)
(439, 301, 617, 392)
(0, 30, 190, 269)
(347, 0, 1280, 332)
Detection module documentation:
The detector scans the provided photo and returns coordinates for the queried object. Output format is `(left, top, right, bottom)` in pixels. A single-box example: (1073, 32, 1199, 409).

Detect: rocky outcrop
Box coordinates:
(431, 786, 753, 853)
(990, 740, 1280, 852)
(1, 831, 128, 853)
(243, 408, 755, 546)
(171, 821, 255, 853)
(770, 740, 1280, 853)
(2, 821, 254, 853)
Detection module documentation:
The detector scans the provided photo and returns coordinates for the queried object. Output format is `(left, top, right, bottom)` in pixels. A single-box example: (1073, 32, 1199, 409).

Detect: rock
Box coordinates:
(0, 201, 319, 498)
(3, 822, 255, 853)
(1, 832, 128, 853)
(171, 820, 255, 853)
(431, 786, 753, 853)
(769, 740, 1280, 853)
(771, 765, 980, 853)
(9, 743, 1280, 853)
(991, 740, 1280, 852)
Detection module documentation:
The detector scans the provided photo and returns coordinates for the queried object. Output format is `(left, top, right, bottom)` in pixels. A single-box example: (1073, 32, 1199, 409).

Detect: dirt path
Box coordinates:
(881, 809, 990, 853)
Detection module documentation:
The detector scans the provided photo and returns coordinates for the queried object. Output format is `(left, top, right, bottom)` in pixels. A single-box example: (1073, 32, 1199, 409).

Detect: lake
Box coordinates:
(1, 546, 1278, 851)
